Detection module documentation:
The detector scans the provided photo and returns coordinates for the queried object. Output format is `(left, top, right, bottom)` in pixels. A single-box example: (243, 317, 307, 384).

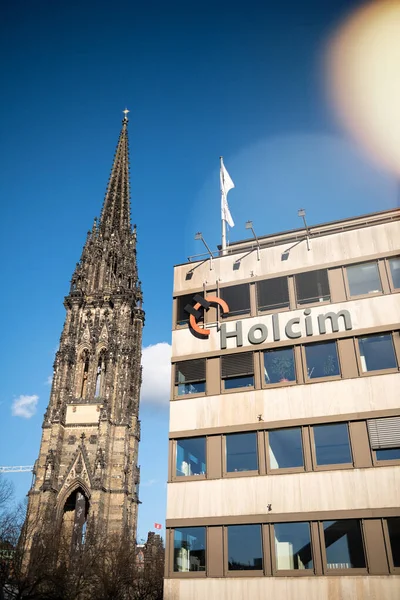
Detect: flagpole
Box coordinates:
(220, 156, 227, 256)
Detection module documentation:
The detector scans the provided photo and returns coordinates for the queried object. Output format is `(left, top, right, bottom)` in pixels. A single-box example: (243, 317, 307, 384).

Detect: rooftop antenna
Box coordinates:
(245, 221, 261, 261)
(194, 232, 214, 270)
(298, 208, 311, 251)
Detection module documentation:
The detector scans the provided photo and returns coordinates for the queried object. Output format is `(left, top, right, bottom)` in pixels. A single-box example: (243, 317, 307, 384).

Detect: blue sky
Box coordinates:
(0, 0, 398, 542)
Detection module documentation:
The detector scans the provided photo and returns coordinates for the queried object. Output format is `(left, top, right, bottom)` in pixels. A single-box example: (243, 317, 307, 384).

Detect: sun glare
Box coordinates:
(327, 0, 400, 176)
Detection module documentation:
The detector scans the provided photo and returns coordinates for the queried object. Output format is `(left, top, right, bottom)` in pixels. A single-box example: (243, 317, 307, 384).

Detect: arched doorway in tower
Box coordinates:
(60, 486, 90, 555)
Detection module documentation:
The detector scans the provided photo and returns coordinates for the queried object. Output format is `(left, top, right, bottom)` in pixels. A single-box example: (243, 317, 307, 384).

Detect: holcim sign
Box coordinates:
(185, 294, 353, 350)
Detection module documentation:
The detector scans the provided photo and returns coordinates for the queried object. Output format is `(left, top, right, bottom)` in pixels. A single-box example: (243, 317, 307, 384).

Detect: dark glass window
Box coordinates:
(358, 334, 397, 372)
(387, 518, 400, 567)
(313, 423, 352, 466)
(219, 284, 250, 317)
(176, 437, 206, 477)
(295, 269, 330, 305)
(226, 432, 258, 472)
(264, 347, 296, 384)
(174, 527, 206, 572)
(305, 341, 340, 379)
(376, 448, 400, 461)
(389, 257, 400, 289)
(346, 261, 382, 297)
(274, 522, 313, 570)
(269, 428, 303, 469)
(257, 277, 289, 312)
(221, 353, 254, 389)
(175, 359, 206, 396)
(323, 520, 366, 569)
(227, 524, 263, 571)
(176, 293, 203, 326)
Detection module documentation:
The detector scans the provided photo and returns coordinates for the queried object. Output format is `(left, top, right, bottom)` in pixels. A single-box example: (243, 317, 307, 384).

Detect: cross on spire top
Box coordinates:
(123, 108, 130, 121)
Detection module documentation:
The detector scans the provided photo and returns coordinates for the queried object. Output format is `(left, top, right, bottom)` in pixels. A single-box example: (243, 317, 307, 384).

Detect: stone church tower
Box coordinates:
(24, 113, 144, 552)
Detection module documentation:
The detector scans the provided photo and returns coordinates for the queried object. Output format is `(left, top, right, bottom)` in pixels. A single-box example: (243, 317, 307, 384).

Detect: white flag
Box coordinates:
(220, 159, 235, 227)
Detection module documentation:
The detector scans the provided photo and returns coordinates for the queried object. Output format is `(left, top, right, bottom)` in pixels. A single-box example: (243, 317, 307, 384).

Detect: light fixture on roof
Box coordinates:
(245, 221, 261, 261)
(298, 208, 311, 251)
(194, 232, 214, 270)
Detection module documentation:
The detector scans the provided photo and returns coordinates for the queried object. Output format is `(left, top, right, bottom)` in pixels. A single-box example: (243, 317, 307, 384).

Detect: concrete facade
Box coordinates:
(165, 209, 400, 599)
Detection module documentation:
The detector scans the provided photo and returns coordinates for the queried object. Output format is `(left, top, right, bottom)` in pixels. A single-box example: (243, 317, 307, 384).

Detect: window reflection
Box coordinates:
(176, 437, 206, 477)
(313, 423, 352, 466)
(305, 341, 340, 379)
(226, 432, 258, 472)
(227, 524, 263, 570)
(358, 334, 397, 372)
(323, 520, 366, 569)
(346, 261, 382, 297)
(174, 527, 206, 572)
(274, 522, 313, 570)
(269, 428, 303, 469)
(389, 257, 400, 289)
(264, 347, 295, 384)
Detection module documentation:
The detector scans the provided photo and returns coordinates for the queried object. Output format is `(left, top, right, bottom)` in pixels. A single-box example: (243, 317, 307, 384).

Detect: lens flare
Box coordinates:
(328, 0, 400, 175)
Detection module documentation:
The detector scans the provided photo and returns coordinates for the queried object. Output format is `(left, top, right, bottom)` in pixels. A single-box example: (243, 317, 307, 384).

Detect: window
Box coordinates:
(346, 261, 382, 297)
(256, 277, 289, 312)
(322, 520, 366, 569)
(367, 416, 400, 461)
(176, 293, 203, 326)
(305, 341, 340, 379)
(95, 352, 106, 398)
(174, 527, 206, 572)
(268, 428, 303, 469)
(389, 257, 400, 289)
(274, 522, 313, 571)
(176, 437, 206, 477)
(386, 518, 400, 568)
(219, 284, 250, 317)
(227, 525, 263, 571)
(295, 269, 330, 305)
(264, 347, 296, 384)
(175, 360, 206, 396)
(226, 432, 258, 473)
(358, 334, 397, 372)
(313, 423, 352, 466)
(221, 353, 254, 389)
(376, 448, 400, 461)
(79, 351, 89, 398)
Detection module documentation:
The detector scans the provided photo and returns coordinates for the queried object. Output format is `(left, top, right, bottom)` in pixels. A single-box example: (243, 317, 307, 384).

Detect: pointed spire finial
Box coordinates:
(123, 108, 130, 121)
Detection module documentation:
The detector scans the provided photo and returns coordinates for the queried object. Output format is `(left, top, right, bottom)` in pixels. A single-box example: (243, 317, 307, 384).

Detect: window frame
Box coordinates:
(344, 260, 383, 300)
(309, 422, 354, 472)
(294, 268, 331, 309)
(218, 283, 252, 320)
(223, 524, 265, 577)
(265, 427, 307, 475)
(261, 345, 298, 389)
(271, 521, 316, 577)
(386, 256, 400, 293)
(173, 359, 207, 400)
(302, 340, 342, 383)
(172, 437, 207, 482)
(319, 519, 368, 575)
(256, 276, 291, 315)
(382, 517, 400, 574)
(355, 332, 399, 378)
(221, 352, 255, 393)
(222, 431, 260, 478)
(170, 526, 207, 578)
(371, 446, 400, 468)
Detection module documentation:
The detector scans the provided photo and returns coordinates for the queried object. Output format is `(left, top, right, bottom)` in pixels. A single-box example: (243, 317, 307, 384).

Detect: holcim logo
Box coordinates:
(185, 294, 353, 348)
(184, 294, 230, 337)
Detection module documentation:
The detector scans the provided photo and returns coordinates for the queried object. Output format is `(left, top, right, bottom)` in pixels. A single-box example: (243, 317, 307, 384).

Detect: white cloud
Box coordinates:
(45, 376, 52, 386)
(141, 479, 158, 487)
(11, 394, 39, 419)
(141, 343, 171, 406)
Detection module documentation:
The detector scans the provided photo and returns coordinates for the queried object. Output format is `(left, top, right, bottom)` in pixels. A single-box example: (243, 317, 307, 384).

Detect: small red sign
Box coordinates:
(154, 523, 162, 530)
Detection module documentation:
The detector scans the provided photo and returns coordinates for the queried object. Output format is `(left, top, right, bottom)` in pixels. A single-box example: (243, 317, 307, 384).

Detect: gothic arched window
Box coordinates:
(95, 352, 107, 398)
(79, 351, 90, 399)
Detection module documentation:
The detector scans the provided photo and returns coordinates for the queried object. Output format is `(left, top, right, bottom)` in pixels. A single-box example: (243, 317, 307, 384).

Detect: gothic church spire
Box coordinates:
(99, 111, 131, 239)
